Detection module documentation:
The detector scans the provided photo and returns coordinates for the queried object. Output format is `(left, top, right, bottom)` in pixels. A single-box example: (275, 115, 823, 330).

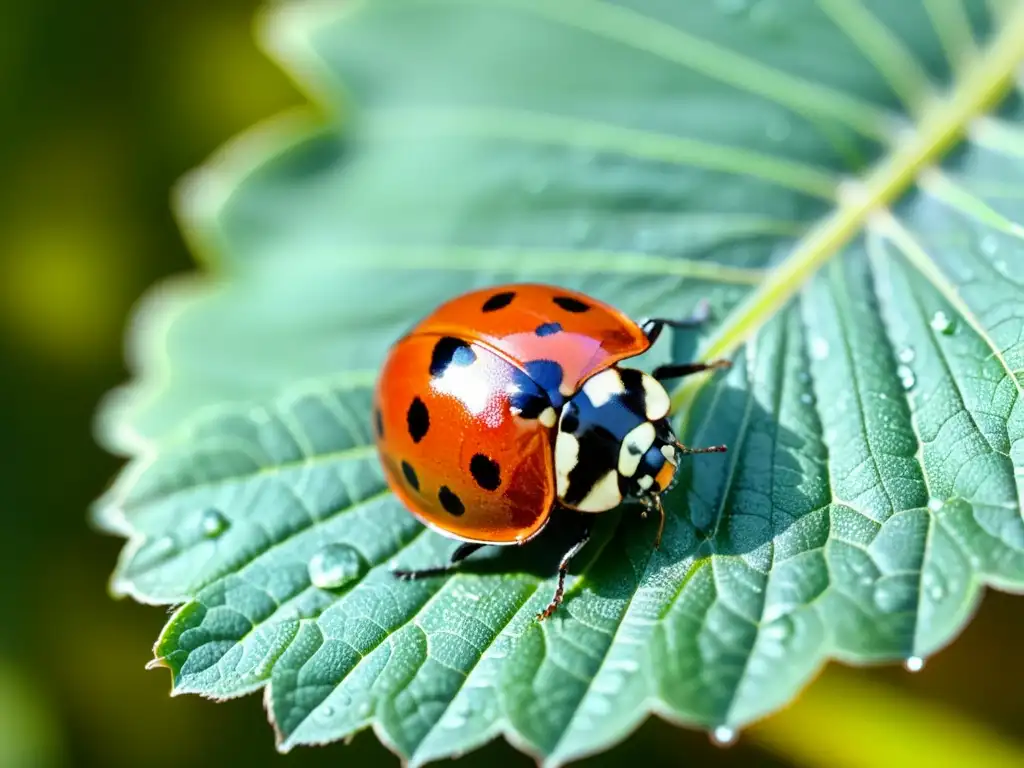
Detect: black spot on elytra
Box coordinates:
(374, 408, 384, 439)
(535, 322, 563, 337)
(430, 336, 477, 378)
(401, 461, 419, 491)
(482, 291, 516, 312)
(438, 486, 465, 516)
(406, 397, 429, 443)
(553, 296, 590, 313)
(469, 454, 501, 491)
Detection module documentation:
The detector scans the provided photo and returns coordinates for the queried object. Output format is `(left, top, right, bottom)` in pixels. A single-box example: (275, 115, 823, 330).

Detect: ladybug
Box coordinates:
(372, 284, 729, 619)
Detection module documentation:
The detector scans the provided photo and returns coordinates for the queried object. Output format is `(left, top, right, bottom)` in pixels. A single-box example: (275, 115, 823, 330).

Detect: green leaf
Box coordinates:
(94, 0, 1024, 765)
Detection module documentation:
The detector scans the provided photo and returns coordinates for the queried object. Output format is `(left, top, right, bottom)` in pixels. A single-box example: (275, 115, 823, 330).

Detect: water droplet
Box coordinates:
(904, 656, 925, 673)
(927, 497, 944, 512)
(930, 311, 955, 335)
(762, 617, 793, 642)
(799, 392, 813, 405)
(357, 702, 372, 718)
(798, 371, 810, 384)
(993, 259, 1009, 277)
(809, 337, 830, 361)
(308, 544, 367, 590)
(980, 235, 998, 256)
(897, 347, 916, 363)
(320, 704, 335, 718)
(896, 364, 916, 390)
(200, 508, 229, 538)
(873, 582, 903, 613)
(710, 726, 738, 746)
(929, 583, 946, 601)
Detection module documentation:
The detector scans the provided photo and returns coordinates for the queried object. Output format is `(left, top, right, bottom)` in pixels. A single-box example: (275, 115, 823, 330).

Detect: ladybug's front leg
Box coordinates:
(640, 298, 712, 345)
(651, 359, 731, 383)
(392, 541, 485, 581)
(536, 520, 594, 621)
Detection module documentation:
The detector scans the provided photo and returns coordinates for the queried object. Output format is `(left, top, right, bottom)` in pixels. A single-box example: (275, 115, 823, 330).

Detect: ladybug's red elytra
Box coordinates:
(372, 284, 729, 619)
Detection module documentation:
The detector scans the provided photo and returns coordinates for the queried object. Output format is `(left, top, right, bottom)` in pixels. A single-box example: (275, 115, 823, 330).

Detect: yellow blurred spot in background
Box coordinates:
(750, 664, 1024, 768)
(1, 221, 132, 366)
(0, 127, 136, 368)
(0, 658, 64, 768)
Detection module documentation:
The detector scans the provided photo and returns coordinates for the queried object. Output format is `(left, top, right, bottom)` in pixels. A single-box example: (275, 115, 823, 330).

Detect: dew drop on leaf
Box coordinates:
(308, 544, 367, 590)
(872, 582, 903, 613)
(320, 705, 335, 718)
(809, 337, 830, 360)
(357, 702, 372, 718)
(930, 310, 955, 334)
(799, 392, 813, 405)
(710, 726, 738, 746)
(927, 497, 944, 512)
(896, 364, 916, 390)
(762, 616, 793, 642)
(904, 656, 925, 673)
(897, 346, 915, 363)
(200, 508, 229, 538)
(980, 234, 998, 256)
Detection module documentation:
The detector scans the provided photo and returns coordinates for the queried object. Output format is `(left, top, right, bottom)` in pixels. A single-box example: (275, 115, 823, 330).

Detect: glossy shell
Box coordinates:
(373, 334, 556, 544)
(373, 284, 652, 544)
(410, 284, 651, 401)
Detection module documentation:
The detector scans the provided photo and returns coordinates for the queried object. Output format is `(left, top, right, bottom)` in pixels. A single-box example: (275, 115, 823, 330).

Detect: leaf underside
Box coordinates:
(94, 1, 1024, 765)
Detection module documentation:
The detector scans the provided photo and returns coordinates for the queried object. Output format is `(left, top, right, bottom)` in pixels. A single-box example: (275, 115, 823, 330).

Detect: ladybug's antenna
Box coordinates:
(673, 441, 728, 456)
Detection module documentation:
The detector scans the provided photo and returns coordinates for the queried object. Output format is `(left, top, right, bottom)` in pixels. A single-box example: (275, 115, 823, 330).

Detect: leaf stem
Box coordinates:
(670, 2, 1024, 417)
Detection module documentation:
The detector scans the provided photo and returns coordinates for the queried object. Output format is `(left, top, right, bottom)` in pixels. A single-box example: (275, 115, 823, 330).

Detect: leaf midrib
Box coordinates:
(671, 4, 1024, 416)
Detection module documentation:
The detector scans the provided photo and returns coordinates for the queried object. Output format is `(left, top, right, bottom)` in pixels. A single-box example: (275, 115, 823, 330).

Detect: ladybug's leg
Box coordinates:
(641, 493, 667, 549)
(392, 541, 485, 580)
(536, 521, 593, 621)
(652, 359, 731, 383)
(640, 298, 711, 345)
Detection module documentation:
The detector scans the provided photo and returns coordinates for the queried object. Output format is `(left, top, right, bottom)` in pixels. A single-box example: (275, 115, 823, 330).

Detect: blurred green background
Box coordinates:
(1, 1, 1023, 766)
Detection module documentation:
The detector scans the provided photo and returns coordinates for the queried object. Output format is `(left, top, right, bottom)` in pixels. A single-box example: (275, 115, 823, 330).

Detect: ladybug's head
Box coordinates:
(553, 367, 681, 513)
